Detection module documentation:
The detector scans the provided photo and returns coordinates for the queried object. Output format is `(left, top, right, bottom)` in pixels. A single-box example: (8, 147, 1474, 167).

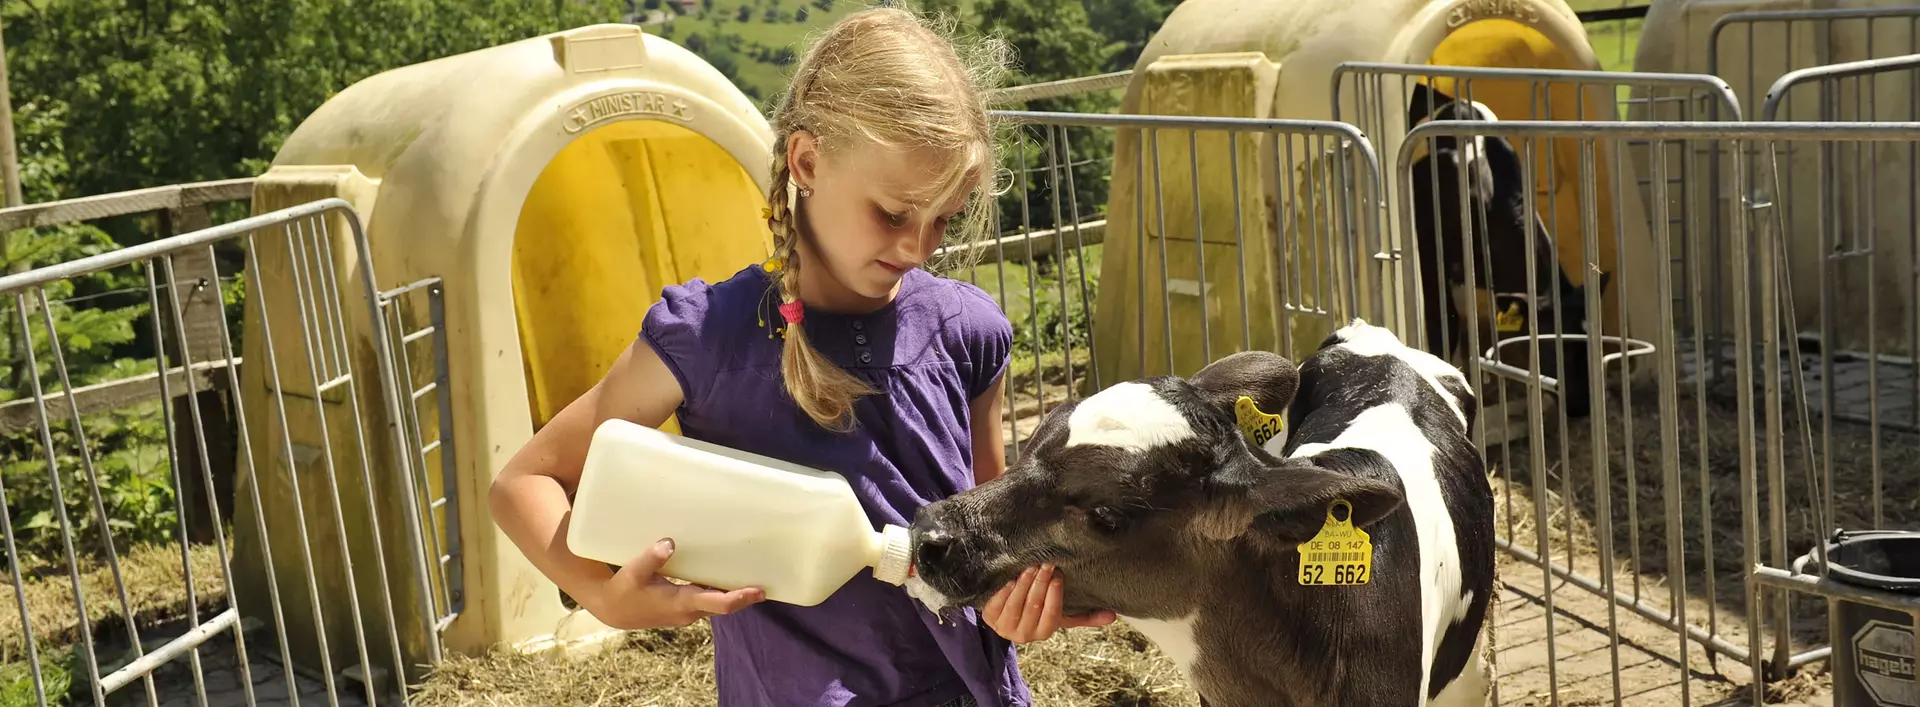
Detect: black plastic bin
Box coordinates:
(1803, 530, 1920, 707)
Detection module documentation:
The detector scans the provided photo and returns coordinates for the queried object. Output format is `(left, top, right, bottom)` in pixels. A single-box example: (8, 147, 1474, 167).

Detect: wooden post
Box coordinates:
(0, 14, 22, 209)
(160, 204, 237, 545)
(0, 14, 28, 399)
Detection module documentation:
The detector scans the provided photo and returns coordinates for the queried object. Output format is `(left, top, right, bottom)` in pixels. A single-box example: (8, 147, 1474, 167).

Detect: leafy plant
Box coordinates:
(0, 646, 72, 707)
(4, 400, 177, 571)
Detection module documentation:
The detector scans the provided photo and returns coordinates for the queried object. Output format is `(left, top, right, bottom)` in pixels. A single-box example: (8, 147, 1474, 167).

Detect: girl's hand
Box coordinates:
(583, 538, 767, 630)
(981, 564, 1118, 644)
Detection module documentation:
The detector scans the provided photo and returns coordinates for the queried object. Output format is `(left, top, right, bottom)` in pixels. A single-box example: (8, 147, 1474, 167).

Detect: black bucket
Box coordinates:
(1800, 530, 1920, 707)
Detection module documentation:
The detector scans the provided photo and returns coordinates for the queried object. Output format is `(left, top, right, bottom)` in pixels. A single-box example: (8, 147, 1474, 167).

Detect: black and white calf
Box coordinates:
(907, 320, 1496, 707)
(1406, 82, 1609, 419)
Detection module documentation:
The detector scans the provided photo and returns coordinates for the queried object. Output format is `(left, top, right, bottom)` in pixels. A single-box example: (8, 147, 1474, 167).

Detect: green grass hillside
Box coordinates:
(646, 0, 884, 107)
(644, 0, 1643, 110)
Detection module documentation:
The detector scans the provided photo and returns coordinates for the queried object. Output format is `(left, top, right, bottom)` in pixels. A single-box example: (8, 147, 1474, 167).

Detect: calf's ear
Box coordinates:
(1193, 450, 1404, 543)
(1407, 82, 1460, 127)
(1188, 351, 1300, 421)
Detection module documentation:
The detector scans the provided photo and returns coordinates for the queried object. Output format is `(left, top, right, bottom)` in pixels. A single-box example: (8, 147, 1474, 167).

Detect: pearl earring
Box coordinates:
(798, 186, 813, 198)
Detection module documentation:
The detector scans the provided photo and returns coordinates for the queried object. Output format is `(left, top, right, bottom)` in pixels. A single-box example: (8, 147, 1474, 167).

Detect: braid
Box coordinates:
(766, 155, 801, 278)
(763, 135, 875, 432)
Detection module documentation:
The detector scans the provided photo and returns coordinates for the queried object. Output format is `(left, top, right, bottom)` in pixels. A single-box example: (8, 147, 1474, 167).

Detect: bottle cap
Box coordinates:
(874, 524, 913, 585)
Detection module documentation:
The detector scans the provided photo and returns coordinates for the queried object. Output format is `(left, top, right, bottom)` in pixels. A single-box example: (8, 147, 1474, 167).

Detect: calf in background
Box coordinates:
(1406, 82, 1610, 419)
(907, 320, 1497, 707)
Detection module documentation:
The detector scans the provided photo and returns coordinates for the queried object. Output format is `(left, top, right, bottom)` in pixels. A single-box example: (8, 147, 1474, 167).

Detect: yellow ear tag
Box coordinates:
(1495, 302, 1525, 334)
(1234, 395, 1286, 448)
(1297, 499, 1373, 587)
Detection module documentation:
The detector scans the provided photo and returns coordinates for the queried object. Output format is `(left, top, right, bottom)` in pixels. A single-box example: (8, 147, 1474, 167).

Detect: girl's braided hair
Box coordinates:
(762, 6, 1010, 432)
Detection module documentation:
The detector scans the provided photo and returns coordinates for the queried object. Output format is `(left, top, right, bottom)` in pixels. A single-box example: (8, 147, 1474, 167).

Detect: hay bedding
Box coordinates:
(410, 626, 720, 707)
(408, 621, 1197, 707)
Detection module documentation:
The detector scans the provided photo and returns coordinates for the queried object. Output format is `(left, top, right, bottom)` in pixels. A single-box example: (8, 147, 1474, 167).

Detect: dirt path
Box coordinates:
(1490, 551, 1833, 707)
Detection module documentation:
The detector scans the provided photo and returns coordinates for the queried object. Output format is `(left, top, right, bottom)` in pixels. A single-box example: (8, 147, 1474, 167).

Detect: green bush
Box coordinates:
(1010, 251, 1100, 357)
(2, 401, 178, 570)
(0, 647, 73, 707)
(953, 243, 1103, 363)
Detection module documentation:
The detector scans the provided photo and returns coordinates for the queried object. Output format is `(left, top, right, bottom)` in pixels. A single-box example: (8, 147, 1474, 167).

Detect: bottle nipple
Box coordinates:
(874, 524, 913, 585)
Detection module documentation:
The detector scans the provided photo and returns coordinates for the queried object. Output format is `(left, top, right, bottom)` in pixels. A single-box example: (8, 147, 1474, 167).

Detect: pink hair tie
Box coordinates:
(778, 300, 805, 326)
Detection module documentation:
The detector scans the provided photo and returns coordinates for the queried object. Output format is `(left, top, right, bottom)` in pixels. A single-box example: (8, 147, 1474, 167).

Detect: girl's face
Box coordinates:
(789, 131, 973, 312)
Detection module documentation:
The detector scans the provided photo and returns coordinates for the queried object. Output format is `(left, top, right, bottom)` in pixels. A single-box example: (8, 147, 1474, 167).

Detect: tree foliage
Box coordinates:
(5, 0, 629, 208)
(1084, 0, 1181, 73)
(916, 0, 1130, 236)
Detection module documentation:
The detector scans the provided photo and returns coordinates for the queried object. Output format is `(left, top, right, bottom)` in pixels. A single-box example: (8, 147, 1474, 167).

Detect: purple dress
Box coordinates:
(641, 263, 1029, 707)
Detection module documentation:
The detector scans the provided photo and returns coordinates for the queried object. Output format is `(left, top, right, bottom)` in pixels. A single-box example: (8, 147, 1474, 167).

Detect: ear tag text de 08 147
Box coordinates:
(1297, 499, 1373, 587)
(1234, 396, 1286, 448)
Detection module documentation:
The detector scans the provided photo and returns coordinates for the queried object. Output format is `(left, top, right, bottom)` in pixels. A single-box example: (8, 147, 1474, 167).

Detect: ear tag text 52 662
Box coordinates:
(1235, 396, 1286, 448)
(1297, 499, 1373, 587)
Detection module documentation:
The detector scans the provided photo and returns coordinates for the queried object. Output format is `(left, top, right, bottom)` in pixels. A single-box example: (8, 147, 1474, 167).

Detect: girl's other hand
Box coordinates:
(584, 538, 767, 630)
(981, 564, 1118, 644)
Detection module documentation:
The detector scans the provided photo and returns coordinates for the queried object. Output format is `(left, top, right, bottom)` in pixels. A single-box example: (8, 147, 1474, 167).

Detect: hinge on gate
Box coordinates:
(1744, 194, 1775, 211)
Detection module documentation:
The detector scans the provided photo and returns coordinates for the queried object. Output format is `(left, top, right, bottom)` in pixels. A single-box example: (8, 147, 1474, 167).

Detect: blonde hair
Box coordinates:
(764, 5, 1009, 432)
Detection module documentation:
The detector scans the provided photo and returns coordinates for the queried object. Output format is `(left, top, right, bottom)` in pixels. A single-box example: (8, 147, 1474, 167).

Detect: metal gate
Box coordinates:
(1332, 62, 1743, 364)
(371, 277, 465, 644)
(0, 197, 460, 706)
(1711, 6, 1920, 114)
(952, 111, 1385, 455)
(1396, 117, 1920, 705)
(1755, 51, 1920, 433)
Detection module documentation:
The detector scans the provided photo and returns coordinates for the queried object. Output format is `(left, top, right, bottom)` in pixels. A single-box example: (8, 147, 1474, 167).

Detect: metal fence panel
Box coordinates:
(1704, 8, 1920, 397)
(0, 199, 447, 706)
(374, 277, 465, 641)
(1752, 54, 1920, 461)
(1332, 62, 1742, 379)
(1396, 119, 1920, 706)
(1711, 7, 1920, 116)
(948, 111, 1386, 459)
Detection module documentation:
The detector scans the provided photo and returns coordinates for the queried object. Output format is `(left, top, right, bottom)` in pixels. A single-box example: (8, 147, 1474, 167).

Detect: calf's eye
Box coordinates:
(1088, 506, 1126, 534)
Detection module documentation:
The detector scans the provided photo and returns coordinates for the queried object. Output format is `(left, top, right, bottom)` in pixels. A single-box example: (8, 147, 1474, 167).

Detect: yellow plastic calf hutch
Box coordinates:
(230, 24, 775, 686)
(1090, 0, 1662, 383)
(1633, 0, 1918, 358)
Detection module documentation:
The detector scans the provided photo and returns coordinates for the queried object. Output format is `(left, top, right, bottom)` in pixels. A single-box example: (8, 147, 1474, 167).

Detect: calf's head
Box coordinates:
(906, 351, 1406, 619)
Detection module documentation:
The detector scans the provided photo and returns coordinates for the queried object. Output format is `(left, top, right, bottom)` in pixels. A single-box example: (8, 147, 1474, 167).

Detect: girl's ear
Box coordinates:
(787, 130, 821, 188)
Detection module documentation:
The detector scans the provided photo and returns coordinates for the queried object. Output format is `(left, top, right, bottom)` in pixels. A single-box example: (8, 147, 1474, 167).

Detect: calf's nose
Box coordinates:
(916, 528, 956, 569)
(910, 512, 957, 570)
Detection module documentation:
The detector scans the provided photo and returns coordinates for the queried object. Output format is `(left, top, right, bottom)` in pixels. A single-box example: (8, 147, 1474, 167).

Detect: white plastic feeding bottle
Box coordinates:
(565, 418, 914, 607)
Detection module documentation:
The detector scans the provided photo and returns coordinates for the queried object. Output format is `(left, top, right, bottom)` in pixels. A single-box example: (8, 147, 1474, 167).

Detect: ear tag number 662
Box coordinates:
(1297, 499, 1374, 587)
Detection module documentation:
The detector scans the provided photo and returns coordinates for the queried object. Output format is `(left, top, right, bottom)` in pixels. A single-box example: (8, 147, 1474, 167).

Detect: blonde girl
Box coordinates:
(490, 7, 1114, 706)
